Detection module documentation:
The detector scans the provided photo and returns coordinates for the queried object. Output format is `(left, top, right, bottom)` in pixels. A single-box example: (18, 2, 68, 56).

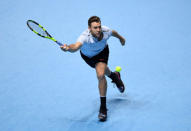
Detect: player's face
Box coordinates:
(89, 22, 102, 38)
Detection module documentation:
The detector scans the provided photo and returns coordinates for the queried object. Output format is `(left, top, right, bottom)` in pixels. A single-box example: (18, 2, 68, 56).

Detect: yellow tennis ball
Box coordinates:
(115, 66, 122, 72)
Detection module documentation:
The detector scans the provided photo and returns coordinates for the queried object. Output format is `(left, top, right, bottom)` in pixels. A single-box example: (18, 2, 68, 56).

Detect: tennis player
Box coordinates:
(60, 16, 125, 121)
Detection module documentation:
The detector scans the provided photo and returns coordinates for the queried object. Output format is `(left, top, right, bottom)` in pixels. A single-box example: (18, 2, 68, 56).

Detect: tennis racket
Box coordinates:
(27, 20, 63, 46)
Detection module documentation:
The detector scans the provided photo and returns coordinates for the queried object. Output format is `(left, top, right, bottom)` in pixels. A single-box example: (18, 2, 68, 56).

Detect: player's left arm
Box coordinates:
(111, 30, 125, 46)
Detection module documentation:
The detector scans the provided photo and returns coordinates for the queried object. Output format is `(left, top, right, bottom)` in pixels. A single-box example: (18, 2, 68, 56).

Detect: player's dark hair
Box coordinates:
(88, 16, 101, 27)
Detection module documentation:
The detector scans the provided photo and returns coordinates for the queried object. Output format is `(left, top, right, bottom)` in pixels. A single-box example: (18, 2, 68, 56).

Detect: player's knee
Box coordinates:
(97, 73, 105, 81)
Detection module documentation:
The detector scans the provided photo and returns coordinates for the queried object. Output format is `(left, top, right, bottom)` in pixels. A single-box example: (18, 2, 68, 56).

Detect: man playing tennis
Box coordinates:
(60, 16, 125, 121)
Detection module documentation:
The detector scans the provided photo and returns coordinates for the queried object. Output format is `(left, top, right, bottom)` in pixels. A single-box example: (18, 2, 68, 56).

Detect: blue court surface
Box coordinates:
(0, 0, 191, 131)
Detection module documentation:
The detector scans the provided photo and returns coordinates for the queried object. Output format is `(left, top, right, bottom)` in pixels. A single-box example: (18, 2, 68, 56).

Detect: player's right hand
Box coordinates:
(60, 44, 69, 52)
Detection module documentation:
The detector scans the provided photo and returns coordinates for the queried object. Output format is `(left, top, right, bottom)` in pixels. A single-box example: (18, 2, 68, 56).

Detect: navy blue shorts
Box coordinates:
(80, 45, 109, 68)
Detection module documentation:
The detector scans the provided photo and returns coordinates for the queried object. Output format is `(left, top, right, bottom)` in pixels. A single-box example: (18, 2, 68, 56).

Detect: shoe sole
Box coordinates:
(98, 113, 107, 122)
(99, 116, 107, 122)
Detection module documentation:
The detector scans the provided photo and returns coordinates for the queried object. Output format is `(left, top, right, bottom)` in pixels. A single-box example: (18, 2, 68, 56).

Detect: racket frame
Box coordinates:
(27, 20, 63, 46)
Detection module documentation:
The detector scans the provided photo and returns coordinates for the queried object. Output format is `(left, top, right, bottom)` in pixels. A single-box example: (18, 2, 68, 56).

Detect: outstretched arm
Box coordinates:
(60, 42, 82, 53)
(112, 30, 126, 46)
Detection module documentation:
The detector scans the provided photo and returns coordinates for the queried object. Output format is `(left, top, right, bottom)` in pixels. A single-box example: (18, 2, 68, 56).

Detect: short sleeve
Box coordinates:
(102, 26, 112, 37)
(76, 34, 86, 44)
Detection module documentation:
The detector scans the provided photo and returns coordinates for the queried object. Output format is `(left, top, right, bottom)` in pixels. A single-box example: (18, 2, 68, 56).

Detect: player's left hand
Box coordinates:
(120, 37, 125, 46)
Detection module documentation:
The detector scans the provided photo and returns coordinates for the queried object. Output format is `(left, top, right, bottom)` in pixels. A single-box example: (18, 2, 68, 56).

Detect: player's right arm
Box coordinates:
(60, 42, 82, 53)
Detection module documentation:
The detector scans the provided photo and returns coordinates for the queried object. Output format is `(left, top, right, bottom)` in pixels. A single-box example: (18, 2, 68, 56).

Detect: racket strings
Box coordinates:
(28, 21, 48, 37)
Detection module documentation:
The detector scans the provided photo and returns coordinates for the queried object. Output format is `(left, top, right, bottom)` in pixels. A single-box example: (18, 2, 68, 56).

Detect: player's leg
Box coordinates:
(95, 62, 107, 121)
(105, 66, 125, 93)
(95, 62, 107, 97)
(105, 66, 111, 76)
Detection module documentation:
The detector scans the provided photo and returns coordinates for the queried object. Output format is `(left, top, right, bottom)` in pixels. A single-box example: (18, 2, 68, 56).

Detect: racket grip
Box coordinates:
(56, 41, 63, 46)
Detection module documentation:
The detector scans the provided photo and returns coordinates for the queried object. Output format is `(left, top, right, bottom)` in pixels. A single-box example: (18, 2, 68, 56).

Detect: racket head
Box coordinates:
(27, 20, 52, 38)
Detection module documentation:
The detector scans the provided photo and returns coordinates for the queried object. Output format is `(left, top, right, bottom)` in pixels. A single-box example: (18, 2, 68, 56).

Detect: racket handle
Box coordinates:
(56, 41, 63, 46)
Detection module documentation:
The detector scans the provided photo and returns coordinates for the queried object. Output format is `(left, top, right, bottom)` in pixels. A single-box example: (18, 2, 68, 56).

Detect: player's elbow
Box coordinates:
(112, 30, 118, 37)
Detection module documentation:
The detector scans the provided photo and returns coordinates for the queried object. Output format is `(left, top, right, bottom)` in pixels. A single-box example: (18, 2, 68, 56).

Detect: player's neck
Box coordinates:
(92, 32, 103, 41)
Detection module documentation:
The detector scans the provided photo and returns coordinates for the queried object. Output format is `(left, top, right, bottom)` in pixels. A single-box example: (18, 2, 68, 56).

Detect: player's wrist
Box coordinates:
(60, 44, 69, 51)
(66, 45, 70, 51)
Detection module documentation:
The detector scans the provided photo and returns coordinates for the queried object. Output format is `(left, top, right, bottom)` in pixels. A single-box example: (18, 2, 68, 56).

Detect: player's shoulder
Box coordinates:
(80, 29, 90, 36)
(102, 25, 112, 32)
(77, 29, 90, 42)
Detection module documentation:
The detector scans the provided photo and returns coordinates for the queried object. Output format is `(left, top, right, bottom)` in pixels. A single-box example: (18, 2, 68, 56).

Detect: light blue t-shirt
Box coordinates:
(77, 26, 112, 58)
